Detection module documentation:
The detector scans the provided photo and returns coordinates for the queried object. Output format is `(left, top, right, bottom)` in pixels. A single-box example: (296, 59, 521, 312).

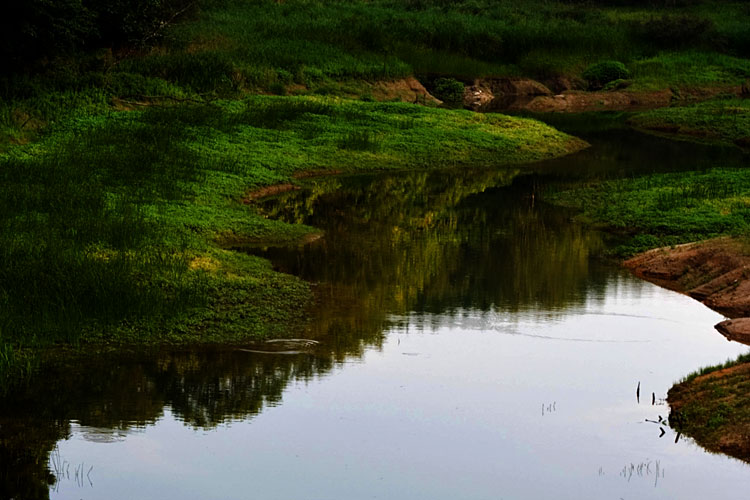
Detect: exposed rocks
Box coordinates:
(543, 76, 587, 94)
(463, 78, 552, 111)
(464, 81, 744, 114)
(715, 318, 750, 345)
(371, 77, 442, 105)
(524, 89, 674, 113)
(463, 81, 494, 110)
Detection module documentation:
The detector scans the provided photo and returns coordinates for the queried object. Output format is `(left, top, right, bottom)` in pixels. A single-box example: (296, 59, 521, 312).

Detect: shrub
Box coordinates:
(582, 61, 630, 90)
(432, 77, 465, 103)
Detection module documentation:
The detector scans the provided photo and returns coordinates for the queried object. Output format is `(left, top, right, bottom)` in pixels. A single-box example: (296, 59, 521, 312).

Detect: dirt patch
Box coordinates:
(715, 318, 750, 344)
(186, 35, 233, 54)
(524, 89, 674, 113)
(477, 84, 743, 114)
(370, 77, 442, 105)
(243, 183, 299, 203)
(464, 78, 552, 111)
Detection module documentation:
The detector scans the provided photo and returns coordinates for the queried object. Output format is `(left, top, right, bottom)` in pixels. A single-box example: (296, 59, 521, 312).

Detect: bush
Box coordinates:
(582, 61, 630, 90)
(432, 77, 465, 103)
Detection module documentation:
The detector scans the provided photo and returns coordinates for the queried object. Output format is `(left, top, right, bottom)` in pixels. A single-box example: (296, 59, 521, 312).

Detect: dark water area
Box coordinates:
(2, 128, 750, 500)
(530, 112, 749, 180)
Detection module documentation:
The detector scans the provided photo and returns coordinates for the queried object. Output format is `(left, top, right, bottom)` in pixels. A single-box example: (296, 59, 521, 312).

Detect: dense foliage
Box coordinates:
(1, 0, 200, 71)
(582, 61, 631, 89)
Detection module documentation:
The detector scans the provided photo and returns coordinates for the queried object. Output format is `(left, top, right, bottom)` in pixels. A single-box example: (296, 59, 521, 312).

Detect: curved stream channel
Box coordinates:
(4, 123, 750, 499)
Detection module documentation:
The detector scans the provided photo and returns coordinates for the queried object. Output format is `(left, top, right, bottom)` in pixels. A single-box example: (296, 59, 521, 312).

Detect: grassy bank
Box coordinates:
(0, 96, 585, 382)
(630, 97, 750, 148)
(4, 0, 750, 147)
(546, 167, 750, 255)
(669, 352, 750, 462)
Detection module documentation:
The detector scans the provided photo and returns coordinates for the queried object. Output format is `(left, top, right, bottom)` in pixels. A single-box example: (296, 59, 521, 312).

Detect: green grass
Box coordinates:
(160, 0, 750, 88)
(4, 1, 750, 144)
(678, 353, 750, 385)
(629, 52, 750, 91)
(546, 168, 750, 255)
(0, 96, 583, 381)
(630, 97, 750, 146)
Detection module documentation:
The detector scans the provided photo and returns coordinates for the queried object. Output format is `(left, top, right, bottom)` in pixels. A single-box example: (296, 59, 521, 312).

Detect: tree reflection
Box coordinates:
(1, 167, 615, 499)
(254, 168, 611, 337)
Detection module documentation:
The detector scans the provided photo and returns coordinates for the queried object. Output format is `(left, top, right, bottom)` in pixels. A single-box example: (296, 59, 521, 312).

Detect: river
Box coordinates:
(3, 121, 750, 499)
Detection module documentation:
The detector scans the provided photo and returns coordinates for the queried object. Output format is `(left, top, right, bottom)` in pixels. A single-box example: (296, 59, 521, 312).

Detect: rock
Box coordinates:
(544, 76, 587, 94)
(715, 318, 750, 346)
(486, 78, 553, 97)
(463, 81, 494, 110)
(371, 77, 442, 105)
(463, 78, 551, 111)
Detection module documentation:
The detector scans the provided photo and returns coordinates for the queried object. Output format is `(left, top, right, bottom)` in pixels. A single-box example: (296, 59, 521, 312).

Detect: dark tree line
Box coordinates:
(0, 0, 201, 71)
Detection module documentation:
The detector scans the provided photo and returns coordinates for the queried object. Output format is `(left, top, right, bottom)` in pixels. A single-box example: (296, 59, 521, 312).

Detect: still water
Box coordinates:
(3, 127, 750, 499)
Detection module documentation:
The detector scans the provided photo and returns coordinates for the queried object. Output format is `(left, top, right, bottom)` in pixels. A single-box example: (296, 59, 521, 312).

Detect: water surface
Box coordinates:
(2, 129, 750, 500)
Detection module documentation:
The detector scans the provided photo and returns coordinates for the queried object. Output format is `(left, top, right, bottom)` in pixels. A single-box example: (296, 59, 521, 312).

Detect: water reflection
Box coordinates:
(251, 169, 614, 334)
(1, 166, 619, 498)
(1, 129, 749, 499)
(1, 348, 334, 498)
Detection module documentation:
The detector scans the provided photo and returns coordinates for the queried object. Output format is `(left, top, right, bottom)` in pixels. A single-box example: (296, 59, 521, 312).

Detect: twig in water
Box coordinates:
(637, 381, 641, 403)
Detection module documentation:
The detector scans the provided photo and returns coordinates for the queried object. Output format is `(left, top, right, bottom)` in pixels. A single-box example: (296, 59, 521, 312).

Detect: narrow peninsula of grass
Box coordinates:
(0, 96, 584, 381)
(630, 98, 750, 148)
(546, 168, 750, 256)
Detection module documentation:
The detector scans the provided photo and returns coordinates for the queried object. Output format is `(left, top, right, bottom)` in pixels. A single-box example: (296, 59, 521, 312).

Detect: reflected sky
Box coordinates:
(49, 276, 749, 500)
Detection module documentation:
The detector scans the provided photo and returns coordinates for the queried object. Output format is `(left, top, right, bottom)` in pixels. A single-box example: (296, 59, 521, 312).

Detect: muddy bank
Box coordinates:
(629, 237, 750, 462)
(669, 358, 750, 463)
(464, 77, 743, 113)
(624, 237, 750, 321)
(370, 77, 442, 104)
